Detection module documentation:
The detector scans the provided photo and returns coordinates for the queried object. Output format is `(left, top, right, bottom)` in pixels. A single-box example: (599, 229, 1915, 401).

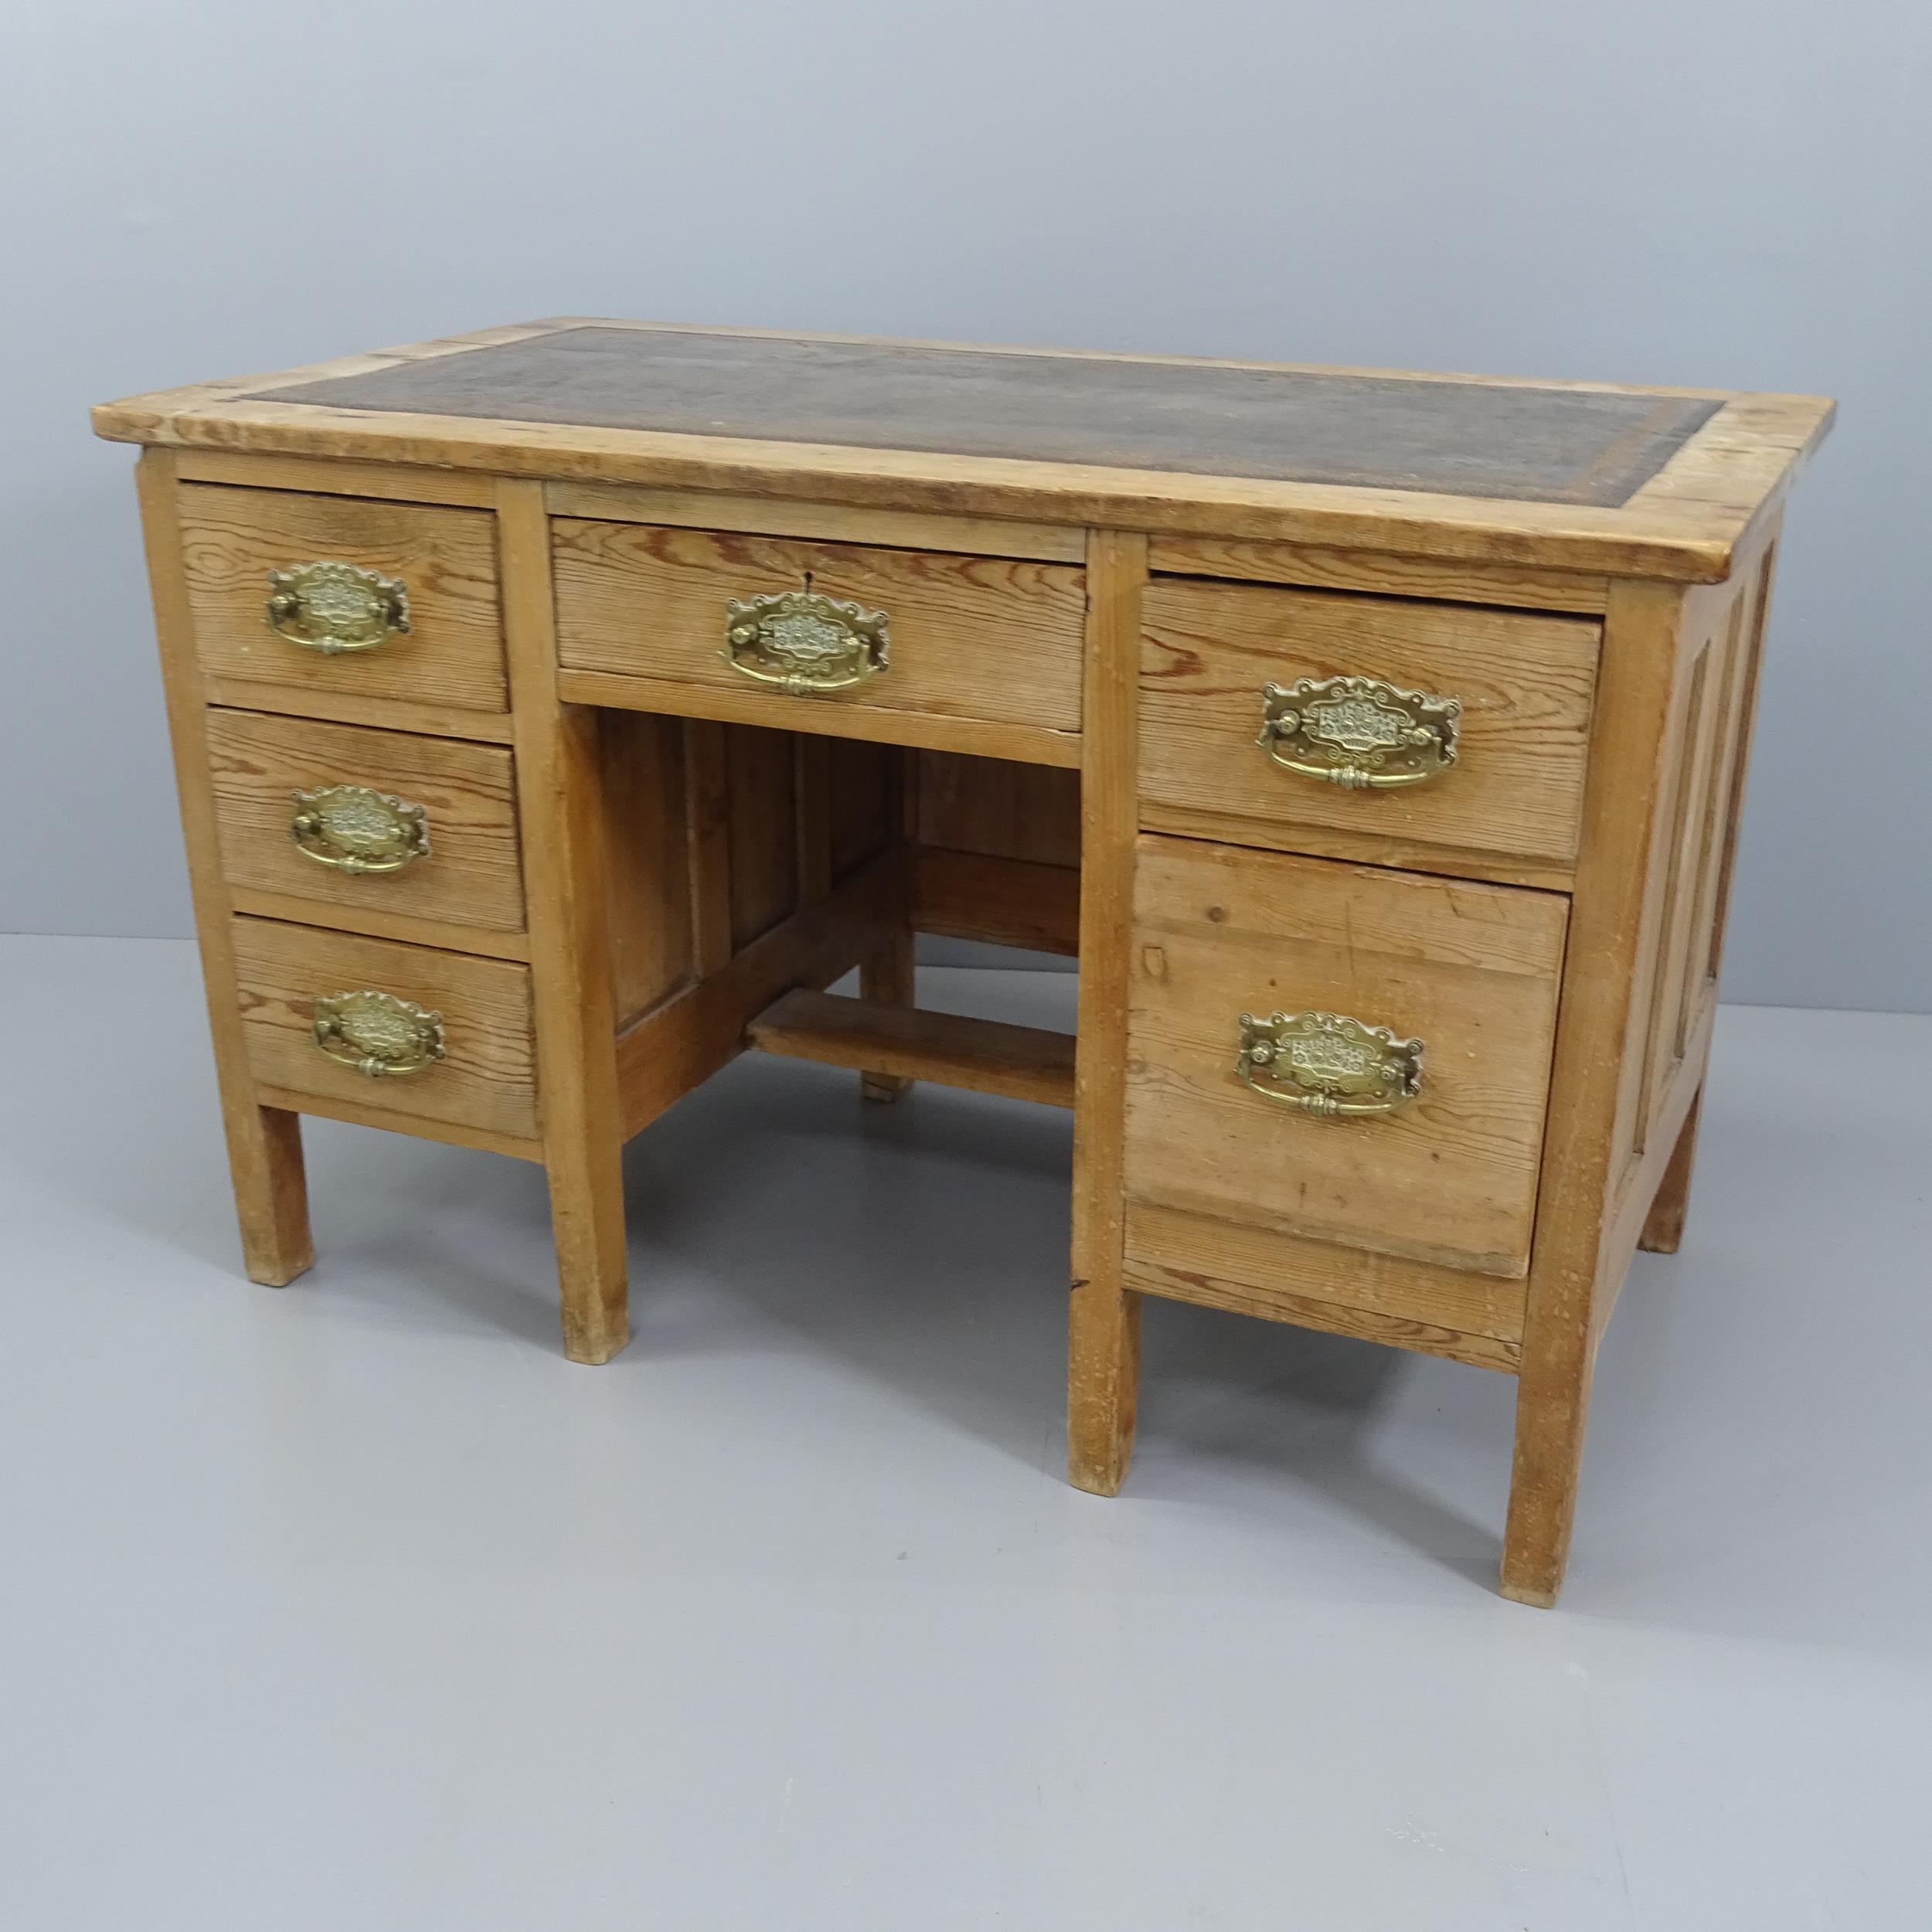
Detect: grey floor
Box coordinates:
(2, 936, 1927, 1930)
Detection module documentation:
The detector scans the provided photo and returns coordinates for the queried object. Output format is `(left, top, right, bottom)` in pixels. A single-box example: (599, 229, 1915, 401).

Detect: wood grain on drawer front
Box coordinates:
(1122, 1200, 1524, 1366)
(179, 484, 506, 712)
(1141, 578, 1599, 877)
(205, 709, 523, 933)
(1125, 836, 1569, 1279)
(552, 522, 1086, 733)
(231, 917, 537, 1139)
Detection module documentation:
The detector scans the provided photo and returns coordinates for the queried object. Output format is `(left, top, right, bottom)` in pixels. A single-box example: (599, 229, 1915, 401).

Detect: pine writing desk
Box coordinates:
(95, 322, 1832, 1604)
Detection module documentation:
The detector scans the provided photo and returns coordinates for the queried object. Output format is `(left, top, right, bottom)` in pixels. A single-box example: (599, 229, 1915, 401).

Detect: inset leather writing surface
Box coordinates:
(254, 327, 1722, 509)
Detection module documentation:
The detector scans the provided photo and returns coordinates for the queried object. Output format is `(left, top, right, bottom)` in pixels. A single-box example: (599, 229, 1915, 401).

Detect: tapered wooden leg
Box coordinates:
(223, 1103, 314, 1287)
(1494, 578, 1718, 1606)
(137, 449, 315, 1291)
(1638, 1087, 1703, 1254)
(500, 480, 630, 1365)
(1067, 531, 1148, 1495)
(859, 929, 917, 1103)
(1070, 1278, 1141, 1493)
(1501, 1342, 1597, 1607)
(543, 1126, 629, 1364)
(1505, 1080, 1699, 1590)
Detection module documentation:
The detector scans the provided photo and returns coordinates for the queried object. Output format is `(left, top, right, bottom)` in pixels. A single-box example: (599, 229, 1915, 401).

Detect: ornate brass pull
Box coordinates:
(723, 590, 889, 694)
(290, 784, 430, 875)
(1258, 675, 1459, 790)
(266, 560, 410, 655)
(312, 989, 446, 1079)
(1236, 1010, 1423, 1118)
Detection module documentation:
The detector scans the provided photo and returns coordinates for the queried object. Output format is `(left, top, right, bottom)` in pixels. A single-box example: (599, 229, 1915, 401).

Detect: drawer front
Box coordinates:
(206, 709, 524, 933)
(179, 485, 506, 712)
(231, 917, 538, 1140)
(1124, 836, 1569, 1280)
(1140, 578, 1599, 873)
(553, 522, 1086, 732)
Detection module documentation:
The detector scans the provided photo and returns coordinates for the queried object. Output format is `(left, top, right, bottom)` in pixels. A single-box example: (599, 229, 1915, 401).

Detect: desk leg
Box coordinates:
(1502, 1328, 1596, 1607)
(1501, 577, 1705, 1604)
(1068, 531, 1147, 1495)
(138, 451, 314, 1288)
(500, 481, 630, 1365)
(859, 927, 917, 1104)
(801, 737, 913, 1103)
(216, 1102, 314, 1288)
(1638, 1085, 1702, 1253)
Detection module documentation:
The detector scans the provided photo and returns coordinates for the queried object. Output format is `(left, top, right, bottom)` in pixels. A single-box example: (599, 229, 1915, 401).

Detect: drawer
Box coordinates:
(1140, 577, 1600, 876)
(206, 709, 524, 934)
(552, 522, 1086, 733)
(230, 917, 538, 1141)
(1124, 836, 1569, 1281)
(179, 485, 506, 712)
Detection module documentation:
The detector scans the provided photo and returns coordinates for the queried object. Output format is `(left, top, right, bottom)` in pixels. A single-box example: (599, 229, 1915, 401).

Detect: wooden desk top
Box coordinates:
(95, 319, 1832, 582)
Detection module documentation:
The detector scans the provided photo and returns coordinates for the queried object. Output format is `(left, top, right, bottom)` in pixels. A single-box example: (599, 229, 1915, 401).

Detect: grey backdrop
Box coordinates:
(6, 0, 1925, 1012)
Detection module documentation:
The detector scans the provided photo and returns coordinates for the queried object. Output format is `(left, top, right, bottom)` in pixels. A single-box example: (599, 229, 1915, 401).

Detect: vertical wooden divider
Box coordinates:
(1067, 529, 1148, 1494)
(137, 449, 315, 1286)
(497, 478, 630, 1363)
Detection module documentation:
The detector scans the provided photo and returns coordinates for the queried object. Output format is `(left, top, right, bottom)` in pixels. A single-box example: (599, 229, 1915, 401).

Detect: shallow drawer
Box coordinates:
(552, 522, 1086, 733)
(1140, 578, 1599, 877)
(206, 709, 524, 934)
(1124, 835, 1569, 1282)
(179, 485, 505, 713)
(231, 917, 537, 1141)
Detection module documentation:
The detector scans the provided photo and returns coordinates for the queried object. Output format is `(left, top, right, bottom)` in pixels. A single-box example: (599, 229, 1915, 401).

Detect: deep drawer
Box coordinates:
(179, 484, 506, 713)
(552, 521, 1086, 735)
(1123, 835, 1569, 1283)
(230, 917, 538, 1141)
(1139, 577, 1600, 879)
(206, 709, 524, 935)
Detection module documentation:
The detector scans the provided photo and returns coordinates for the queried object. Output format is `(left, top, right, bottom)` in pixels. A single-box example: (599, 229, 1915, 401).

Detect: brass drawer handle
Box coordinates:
(290, 784, 430, 876)
(1258, 675, 1459, 790)
(266, 560, 411, 655)
(1236, 1010, 1423, 1118)
(723, 590, 889, 694)
(312, 989, 445, 1079)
